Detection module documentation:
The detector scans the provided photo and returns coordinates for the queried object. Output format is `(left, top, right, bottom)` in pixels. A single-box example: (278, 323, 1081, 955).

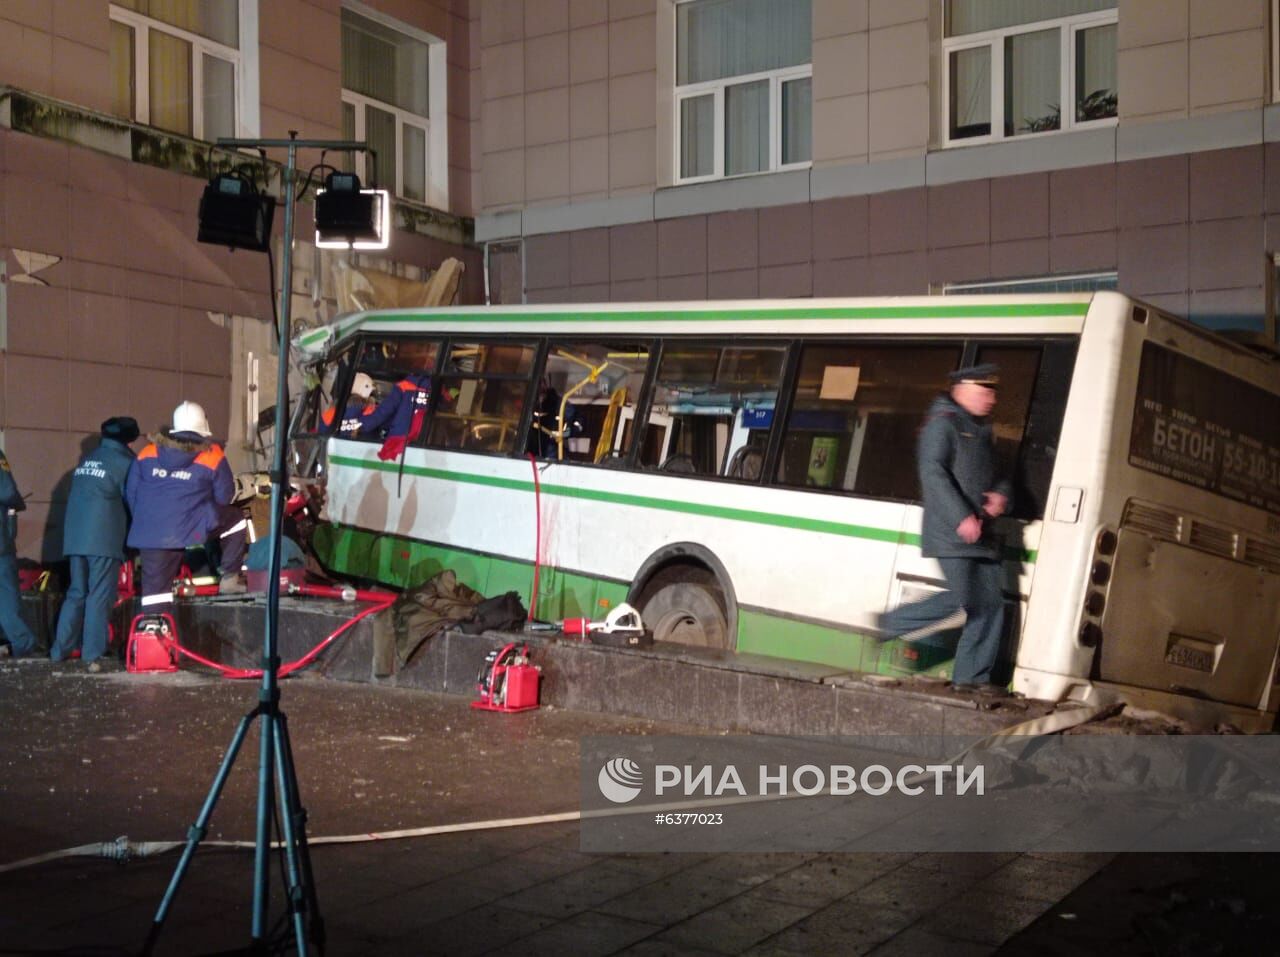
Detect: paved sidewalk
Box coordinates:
(0, 659, 1152, 955)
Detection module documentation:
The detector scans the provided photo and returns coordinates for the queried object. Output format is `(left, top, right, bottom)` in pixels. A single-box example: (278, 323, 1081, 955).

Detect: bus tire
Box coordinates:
(638, 573, 729, 648)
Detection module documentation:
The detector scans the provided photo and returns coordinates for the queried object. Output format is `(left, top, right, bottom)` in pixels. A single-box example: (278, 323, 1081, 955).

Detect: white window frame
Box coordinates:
(672, 3, 812, 185)
(341, 1, 448, 211)
(942, 4, 1118, 148)
(108, 2, 250, 140)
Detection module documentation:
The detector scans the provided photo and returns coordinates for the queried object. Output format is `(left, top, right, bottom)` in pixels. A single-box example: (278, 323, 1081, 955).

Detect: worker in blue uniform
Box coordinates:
(125, 402, 248, 611)
(320, 372, 377, 438)
(876, 363, 1012, 695)
(0, 446, 37, 659)
(50, 417, 139, 667)
(361, 371, 431, 461)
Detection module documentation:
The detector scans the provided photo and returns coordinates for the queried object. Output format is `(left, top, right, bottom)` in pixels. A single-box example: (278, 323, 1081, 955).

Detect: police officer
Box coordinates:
(50, 417, 139, 667)
(125, 402, 248, 612)
(0, 446, 37, 659)
(876, 363, 1011, 694)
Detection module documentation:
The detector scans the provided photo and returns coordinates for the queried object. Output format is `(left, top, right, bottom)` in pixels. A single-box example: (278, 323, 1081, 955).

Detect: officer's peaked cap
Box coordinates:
(948, 363, 1000, 386)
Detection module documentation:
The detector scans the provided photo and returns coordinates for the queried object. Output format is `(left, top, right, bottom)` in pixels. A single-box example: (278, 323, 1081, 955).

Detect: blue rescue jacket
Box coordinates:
(0, 449, 23, 557)
(360, 374, 431, 438)
(125, 432, 235, 550)
(64, 438, 135, 559)
(321, 398, 375, 438)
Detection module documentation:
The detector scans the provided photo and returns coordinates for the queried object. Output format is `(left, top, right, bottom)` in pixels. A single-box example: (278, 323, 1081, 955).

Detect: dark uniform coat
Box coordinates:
(917, 394, 1011, 559)
(0, 449, 21, 557)
(63, 438, 135, 558)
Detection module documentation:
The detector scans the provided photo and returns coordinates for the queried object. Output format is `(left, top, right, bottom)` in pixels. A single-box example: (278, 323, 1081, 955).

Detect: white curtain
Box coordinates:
(725, 80, 768, 175)
(1004, 28, 1059, 135)
(149, 29, 192, 135)
(781, 76, 810, 164)
(1075, 22, 1116, 119)
(110, 20, 135, 119)
(949, 46, 990, 138)
(402, 124, 426, 201)
(947, 0, 1113, 37)
(202, 53, 235, 139)
(365, 106, 396, 191)
(678, 0, 811, 85)
(341, 9, 429, 118)
(680, 95, 714, 178)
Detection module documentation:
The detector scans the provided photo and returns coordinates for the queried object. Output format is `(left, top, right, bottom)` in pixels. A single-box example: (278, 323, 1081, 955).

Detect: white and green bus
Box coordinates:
(293, 293, 1280, 731)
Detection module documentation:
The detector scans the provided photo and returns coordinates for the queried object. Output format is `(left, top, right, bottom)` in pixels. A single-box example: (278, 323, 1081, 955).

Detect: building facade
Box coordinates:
(0, 0, 483, 559)
(477, 0, 1280, 342)
(4, 0, 1280, 560)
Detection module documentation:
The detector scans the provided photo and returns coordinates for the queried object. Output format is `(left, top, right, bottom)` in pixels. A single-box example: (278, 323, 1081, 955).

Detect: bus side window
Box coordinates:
(976, 342, 1077, 520)
(345, 337, 441, 445)
(640, 343, 786, 478)
(776, 344, 964, 497)
(531, 341, 651, 463)
(428, 340, 536, 454)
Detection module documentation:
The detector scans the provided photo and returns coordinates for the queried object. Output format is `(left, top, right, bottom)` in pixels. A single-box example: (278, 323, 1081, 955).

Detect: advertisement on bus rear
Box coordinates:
(1130, 343, 1280, 516)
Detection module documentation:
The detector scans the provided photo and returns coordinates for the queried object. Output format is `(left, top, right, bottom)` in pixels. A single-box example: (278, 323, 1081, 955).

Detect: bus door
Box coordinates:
(885, 341, 1074, 676)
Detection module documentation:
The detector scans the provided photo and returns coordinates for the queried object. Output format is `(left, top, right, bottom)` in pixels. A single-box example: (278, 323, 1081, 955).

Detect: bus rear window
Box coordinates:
(1130, 342, 1280, 515)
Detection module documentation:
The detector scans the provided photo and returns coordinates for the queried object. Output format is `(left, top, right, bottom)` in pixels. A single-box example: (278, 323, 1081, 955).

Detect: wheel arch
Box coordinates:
(626, 542, 739, 647)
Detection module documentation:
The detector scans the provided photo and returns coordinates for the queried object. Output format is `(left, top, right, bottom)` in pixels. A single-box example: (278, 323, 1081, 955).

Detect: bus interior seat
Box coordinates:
(659, 452, 699, 474)
(725, 445, 764, 480)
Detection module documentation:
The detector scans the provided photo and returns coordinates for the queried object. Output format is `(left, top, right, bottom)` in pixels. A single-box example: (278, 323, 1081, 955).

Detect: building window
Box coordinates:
(674, 0, 812, 184)
(341, 5, 447, 209)
(109, 1, 240, 141)
(943, 0, 1117, 146)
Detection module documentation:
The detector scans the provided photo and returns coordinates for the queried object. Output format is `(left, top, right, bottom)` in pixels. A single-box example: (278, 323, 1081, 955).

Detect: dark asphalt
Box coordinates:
(1, 657, 1274, 956)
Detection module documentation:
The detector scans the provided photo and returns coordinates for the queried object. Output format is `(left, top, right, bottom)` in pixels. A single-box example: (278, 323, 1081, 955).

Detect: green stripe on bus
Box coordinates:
(302, 301, 1089, 341)
(328, 454, 1038, 562)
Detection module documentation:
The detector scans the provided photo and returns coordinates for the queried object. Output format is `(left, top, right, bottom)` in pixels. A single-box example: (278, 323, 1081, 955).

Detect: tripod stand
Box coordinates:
(145, 133, 371, 955)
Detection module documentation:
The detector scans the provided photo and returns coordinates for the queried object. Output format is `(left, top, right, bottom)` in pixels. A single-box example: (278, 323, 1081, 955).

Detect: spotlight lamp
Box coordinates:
(197, 172, 276, 252)
(314, 171, 390, 250)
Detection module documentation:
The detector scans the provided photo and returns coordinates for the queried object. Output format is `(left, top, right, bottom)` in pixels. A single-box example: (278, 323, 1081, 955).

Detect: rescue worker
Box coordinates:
(876, 364, 1012, 695)
(50, 417, 139, 668)
(361, 370, 431, 461)
(526, 382, 584, 459)
(320, 372, 376, 438)
(0, 446, 37, 659)
(125, 402, 248, 612)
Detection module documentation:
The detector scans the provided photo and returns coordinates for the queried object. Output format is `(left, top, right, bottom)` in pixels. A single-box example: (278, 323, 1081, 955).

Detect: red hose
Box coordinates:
(159, 586, 396, 680)
(527, 454, 541, 621)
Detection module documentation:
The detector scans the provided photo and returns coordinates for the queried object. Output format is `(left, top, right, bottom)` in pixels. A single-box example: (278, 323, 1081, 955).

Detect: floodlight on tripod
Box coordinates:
(314, 171, 390, 250)
(197, 171, 276, 252)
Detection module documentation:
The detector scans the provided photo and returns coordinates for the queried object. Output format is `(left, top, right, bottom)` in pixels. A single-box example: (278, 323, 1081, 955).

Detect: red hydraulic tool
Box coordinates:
(471, 642, 541, 713)
(125, 613, 180, 673)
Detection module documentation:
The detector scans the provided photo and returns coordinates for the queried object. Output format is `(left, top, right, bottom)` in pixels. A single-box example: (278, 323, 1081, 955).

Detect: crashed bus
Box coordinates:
(291, 293, 1280, 731)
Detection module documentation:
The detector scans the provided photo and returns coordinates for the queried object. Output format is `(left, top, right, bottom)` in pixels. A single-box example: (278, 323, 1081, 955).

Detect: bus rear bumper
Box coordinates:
(1014, 667, 1277, 733)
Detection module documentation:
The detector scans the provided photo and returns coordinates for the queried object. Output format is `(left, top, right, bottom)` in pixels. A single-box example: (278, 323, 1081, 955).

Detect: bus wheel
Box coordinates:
(638, 571, 729, 648)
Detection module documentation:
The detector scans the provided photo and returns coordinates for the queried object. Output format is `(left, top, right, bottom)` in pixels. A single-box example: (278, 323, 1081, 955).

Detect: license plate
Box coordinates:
(1165, 636, 1216, 673)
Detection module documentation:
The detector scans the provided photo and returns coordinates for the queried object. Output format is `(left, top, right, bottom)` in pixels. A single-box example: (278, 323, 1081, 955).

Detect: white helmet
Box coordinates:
(351, 372, 375, 400)
(172, 400, 212, 437)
